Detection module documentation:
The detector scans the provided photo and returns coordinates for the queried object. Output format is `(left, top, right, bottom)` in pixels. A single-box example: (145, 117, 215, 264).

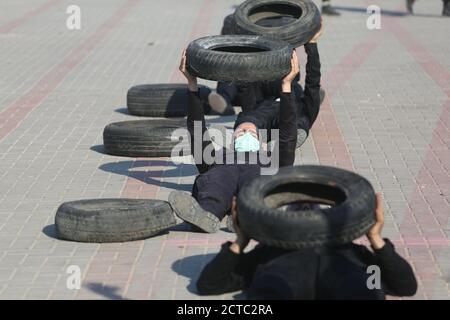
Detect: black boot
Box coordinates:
(443, 0, 450, 16)
(406, 0, 415, 14)
(169, 191, 220, 234)
(207, 92, 235, 115)
(321, 5, 341, 16)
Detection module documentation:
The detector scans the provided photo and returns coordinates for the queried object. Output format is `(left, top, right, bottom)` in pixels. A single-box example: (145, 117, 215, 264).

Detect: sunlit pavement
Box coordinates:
(0, 0, 448, 299)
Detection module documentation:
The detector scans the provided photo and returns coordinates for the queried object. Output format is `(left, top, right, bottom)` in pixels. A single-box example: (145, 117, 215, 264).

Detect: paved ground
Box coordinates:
(0, 0, 448, 300)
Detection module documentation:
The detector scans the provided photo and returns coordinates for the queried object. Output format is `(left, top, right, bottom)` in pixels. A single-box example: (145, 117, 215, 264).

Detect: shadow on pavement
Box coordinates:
(42, 224, 57, 239)
(99, 160, 196, 192)
(168, 221, 209, 233)
(90, 145, 105, 154)
(334, 5, 443, 18)
(171, 253, 215, 294)
(86, 283, 128, 300)
(114, 107, 130, 115)
(172, 253, 247, 299)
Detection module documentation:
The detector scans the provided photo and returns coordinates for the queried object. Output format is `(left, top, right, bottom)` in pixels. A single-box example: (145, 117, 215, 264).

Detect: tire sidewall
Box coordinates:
(234, 0, 321, 47)
(237, 166, 377, 248)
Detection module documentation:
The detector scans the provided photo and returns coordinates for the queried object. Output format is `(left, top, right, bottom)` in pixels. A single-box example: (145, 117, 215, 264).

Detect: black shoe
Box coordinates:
(168, 191, 220, 233)
(406, 0, 415, 14)
(208, 92, 235, 116)
(321, 5, 341, 16)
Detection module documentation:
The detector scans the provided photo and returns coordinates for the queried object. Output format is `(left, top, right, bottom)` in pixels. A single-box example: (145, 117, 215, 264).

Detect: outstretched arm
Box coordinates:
(301, 23, 323, 127)
(180, 50, 212, 174)
(365, 194, 418, 296)
(277, 50, 301, 167)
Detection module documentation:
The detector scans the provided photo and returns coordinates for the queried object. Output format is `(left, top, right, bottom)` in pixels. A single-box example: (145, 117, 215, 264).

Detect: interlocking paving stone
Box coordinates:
(0, 0, 448, 300)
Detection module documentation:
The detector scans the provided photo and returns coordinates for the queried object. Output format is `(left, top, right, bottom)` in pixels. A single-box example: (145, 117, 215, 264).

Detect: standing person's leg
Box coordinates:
(443, 0, 450, 16)
(407, 0, 450, 16)
(406, 0, 416, 14)
(321, 0, 341, 16)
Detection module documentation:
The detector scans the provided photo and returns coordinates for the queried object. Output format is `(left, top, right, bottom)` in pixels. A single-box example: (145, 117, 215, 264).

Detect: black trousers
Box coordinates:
(217, 79, 311, 132)
(217, 76, 302, 112)
(192, 164, 260, 221)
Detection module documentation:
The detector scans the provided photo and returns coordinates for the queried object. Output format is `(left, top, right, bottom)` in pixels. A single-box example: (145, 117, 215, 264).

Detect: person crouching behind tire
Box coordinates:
(196, 194, 417, 300)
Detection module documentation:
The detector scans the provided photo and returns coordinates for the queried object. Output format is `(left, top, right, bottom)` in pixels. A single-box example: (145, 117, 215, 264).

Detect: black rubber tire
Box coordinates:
(237, 165, 376, 249)
(187, 35, 292, 82)
(103, 119, 189, 158)
(127, 84, 211, 118)
(221, 14, 237, 35)
(221, 13, 297, 36)
(55, 199, 176, 243)
(234, 0, 321, 47)
(256, 15, 298, 28)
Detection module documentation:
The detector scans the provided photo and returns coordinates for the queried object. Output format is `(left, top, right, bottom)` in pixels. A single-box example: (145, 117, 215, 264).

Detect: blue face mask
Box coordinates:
(234, 132, 260, 152)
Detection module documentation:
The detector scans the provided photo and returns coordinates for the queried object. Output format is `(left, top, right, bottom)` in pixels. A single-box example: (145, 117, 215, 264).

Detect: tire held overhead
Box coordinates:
(187, 35, 292, 82)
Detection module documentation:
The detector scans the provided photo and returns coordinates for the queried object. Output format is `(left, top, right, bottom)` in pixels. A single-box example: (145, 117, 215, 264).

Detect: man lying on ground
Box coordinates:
(196, 194, 417, 299)
(169, 25, 323, 233)
(169, 46, 305, 233)
(169, 26, 322, 234)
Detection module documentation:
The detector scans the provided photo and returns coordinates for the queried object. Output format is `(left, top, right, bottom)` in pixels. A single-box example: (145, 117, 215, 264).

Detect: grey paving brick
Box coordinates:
(0, 0, 448, 300)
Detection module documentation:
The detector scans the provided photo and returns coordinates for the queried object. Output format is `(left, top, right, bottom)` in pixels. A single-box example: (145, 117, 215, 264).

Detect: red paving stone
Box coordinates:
(80, 0, 218, 299)
(382, 14, 450, 299)
(0, 0, 61, 34)
(84, 1, 449, 299)
(0, 0, 141, 142)
(0, 0, 448, 300)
